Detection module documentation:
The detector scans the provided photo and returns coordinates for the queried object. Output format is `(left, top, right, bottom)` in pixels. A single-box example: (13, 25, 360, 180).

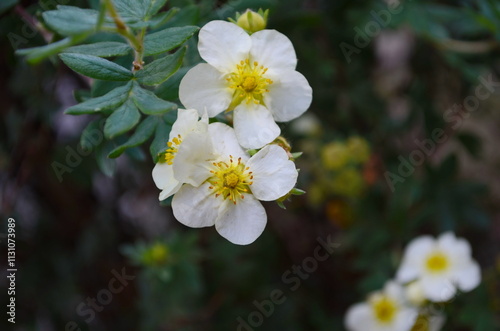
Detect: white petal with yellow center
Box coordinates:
(396, 232, 481, 302)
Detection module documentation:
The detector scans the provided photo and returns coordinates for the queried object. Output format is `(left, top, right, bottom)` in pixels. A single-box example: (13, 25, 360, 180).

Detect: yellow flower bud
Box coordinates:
(234, 9, 268, 34)
(321, 142, 350, 170)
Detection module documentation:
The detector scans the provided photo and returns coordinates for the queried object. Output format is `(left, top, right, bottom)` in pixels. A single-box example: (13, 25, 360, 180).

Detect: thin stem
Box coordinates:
(103, 0, 145, 71)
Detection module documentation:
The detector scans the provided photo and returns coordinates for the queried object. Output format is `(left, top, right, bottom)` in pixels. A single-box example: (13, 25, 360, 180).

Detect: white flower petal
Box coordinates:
(392, 308, 418, 331)
(208, 122, 248, 161)
(198, 20, 251, 72)
(438, 232, 472, 266)
(396, 262, 420, 284)
(173, 130, 214, 187)
(215, 195, 266, 245)
(246, 145, 298, 201)
(250, 29, 297, 72)
(265, 70, 312, 122)
(233, 104, 280, 149)
(170, 108, 200, 138)
(454, 261, 481, 292)
(344, 303, 373, 331)
(420, 276, 456, 302)
(172, 182, 219, 228)
(179, 63, 232, 117)
(152, 162, 182, 200)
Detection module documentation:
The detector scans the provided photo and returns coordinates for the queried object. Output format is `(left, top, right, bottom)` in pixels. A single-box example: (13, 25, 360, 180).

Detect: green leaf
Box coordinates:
(132, 83, 177, 115)
(65, 82, 132, 115)
(145, 0, 168, 19)
(42, 6, 100, 36)
(96, 140, 116, 177)
(136, 47, 186, 86)
(80, 119, 104, 151)
(150, 117, 173, 162)
(0, 0, 17, 15)
(104, 100, 141, 139)
(144, 26, 199, 56)
(59, 53, 133, 81)
(108, 116, 158, 158)
(63, 42, 132, 57)
(16, 37, 78, 64)
(148, 7, 179, 29)
(155, 67, 188, 101)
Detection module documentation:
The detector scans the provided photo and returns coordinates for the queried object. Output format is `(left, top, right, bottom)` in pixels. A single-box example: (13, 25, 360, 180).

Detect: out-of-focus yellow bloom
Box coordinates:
(142, 242, 169, 266)
(347, 136, 370, 164)
(331, 168, 364, 198)
(322, 142, 350, 170)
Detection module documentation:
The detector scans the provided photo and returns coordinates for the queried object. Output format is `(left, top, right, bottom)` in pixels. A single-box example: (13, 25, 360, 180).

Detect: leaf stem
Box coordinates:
(103, 0, 145, 71)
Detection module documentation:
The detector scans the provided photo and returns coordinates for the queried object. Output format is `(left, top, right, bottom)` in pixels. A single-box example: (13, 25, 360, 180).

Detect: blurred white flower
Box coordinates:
(396, 232, 481, 302)
(171, 123, 298, 245)
(345, 281, 417, 331)
(179, 20, 312, 149)
(152, 109, 213, 200)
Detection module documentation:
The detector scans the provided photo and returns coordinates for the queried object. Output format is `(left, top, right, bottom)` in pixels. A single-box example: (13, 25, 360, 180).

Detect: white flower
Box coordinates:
(152, 109, 213, 200)
(396, 232, 481, 302)
(171, 122, 298, 245)
(179, 20, 312, 149)
(345, 281, 418, 331)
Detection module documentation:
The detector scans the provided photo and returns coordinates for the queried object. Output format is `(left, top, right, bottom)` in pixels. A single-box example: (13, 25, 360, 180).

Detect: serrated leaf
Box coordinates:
(144, 26, 199, 56)
(80, 119, 105, 151)
(66, 82, 132, 115)
(104, 100, 141, 139)
(150, 117, 172, 162)
(132, 83, 177, 115)
(136, 47, 185, 85)
(96, 140, 116, 177)
(63, 42, 132, 57)
(108, 116, 158, 158)
(60, 53, 133, 81)
(42, 6, 100, 36)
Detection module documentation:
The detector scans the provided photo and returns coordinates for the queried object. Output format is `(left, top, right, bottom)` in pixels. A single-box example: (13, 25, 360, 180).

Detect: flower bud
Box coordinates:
(232, 9, 268, 34)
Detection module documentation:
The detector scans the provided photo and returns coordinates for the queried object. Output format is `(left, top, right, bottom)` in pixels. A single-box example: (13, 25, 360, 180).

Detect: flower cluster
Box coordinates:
(152, 16, 312, 245)
(345, 232, 480, 331)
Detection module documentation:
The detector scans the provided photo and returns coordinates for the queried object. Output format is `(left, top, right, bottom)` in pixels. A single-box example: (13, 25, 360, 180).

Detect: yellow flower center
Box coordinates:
(226, 59, 273, 111)
(163, 134, 182, 165)
(207, 155, 254, 204)
(371, 296, 397, 324)
(425, 251, 449, 273)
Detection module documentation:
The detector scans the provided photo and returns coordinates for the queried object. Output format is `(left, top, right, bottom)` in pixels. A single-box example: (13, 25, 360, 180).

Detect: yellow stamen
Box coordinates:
(207, 155, 253, 203)
(226, 58, 272, 111)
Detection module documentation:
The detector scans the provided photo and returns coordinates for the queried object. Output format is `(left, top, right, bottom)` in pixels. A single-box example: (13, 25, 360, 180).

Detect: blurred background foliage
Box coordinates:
(1, 0, 500, 330)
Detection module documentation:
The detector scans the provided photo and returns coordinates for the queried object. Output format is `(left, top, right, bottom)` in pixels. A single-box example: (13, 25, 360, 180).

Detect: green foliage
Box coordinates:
(135, 47, 186, 85)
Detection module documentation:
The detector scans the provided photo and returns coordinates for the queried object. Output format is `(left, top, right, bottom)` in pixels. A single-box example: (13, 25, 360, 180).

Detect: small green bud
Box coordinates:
(230, 9, 269, 34)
